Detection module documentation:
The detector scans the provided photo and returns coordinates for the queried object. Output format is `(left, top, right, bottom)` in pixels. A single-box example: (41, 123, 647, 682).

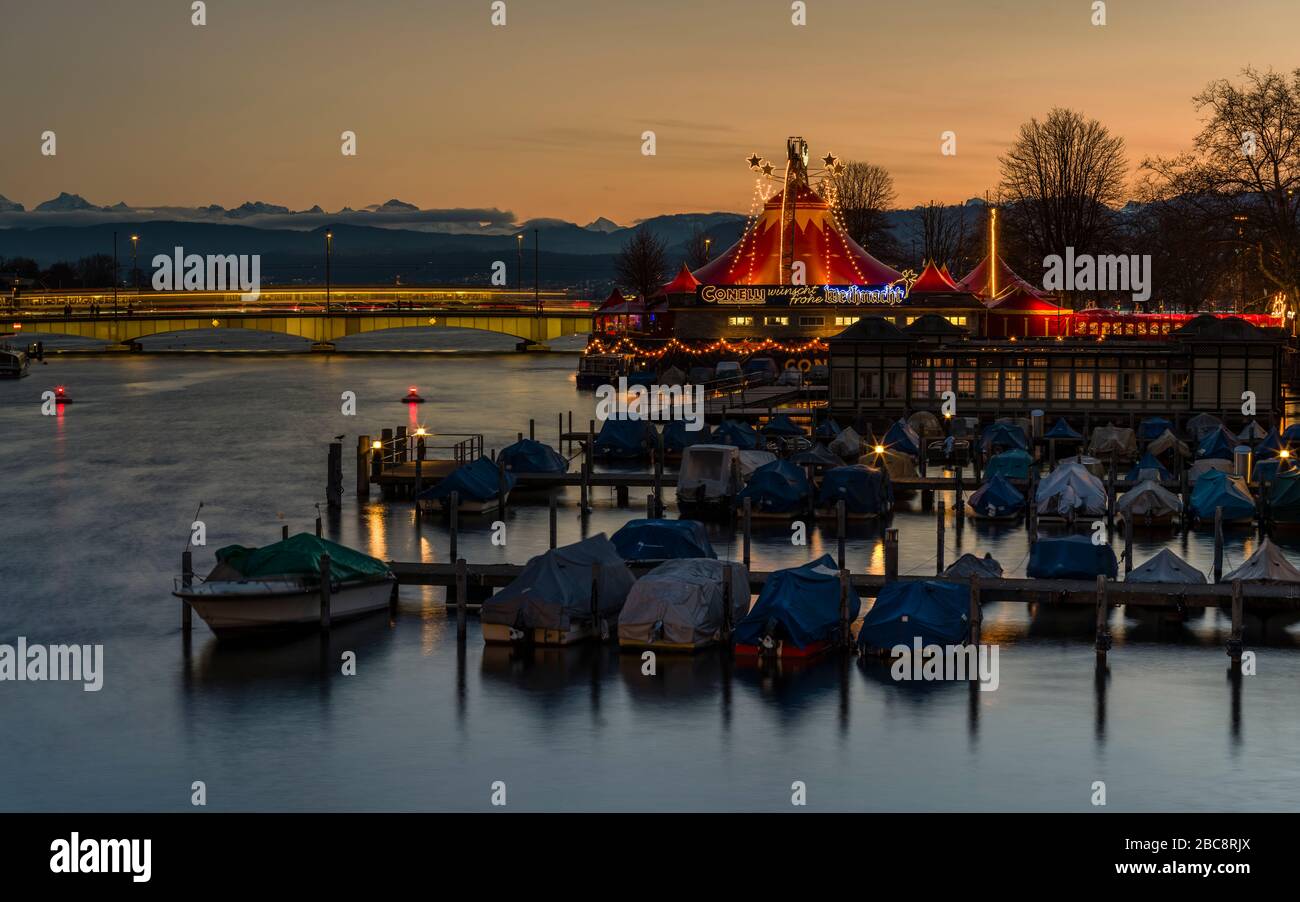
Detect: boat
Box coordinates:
(733, 555, 859, 659)
(816, 464, 893, 519)
(1127, 549, 1205, 585)
(610, 518, 716, 564)
(481, 535, 636, 645)
(617, 559, 750, 652)
(790, 442, 842, 472)
(1035, 462, 1108, 520)
(985, 448, 1032, 480)
(1257, 427, 1284, 459)
(173, 533, 396, 638)
(1045, 417, 1083, 442)
(927, 434, 972, 466)
(1195, 425, 1238, 461)
(1186, 412, 1225, 441)
(1027, 535, 1118, 579)
(593, 418, 658, 460)
(735, 459, 811, 518)
(868, 447, 918, 483)
(828, 426, 863, 461)
(712, 419, 762, 450)
(1056, 454, 1106, 478)
(980, 422, 1029, 459)
(1188, 457, 1232, 484)
(1147, 429, 1191, 461)
(1115, 479, 1182, 526)
(662, 419, 711, 458)
(676, 444, 743, 515)
(0, 344, 30, 379)
(1237, 420, 1269, 444)
(416, 456, 515, 514)
(576, 352, 631, 389)
(882, 418, 921, 458)
(1266, 468, 1300, 525)
(812, 417, 842, 442)
(1087, 425, 1137, 459)
(907, 411, 944, 442)
(1137, 417, 1173, 441)
(1223, 537, 1300, 582)
(498, 438, 567, 495)
(1189, 469, 1255, 524)
(967, 475, 1025, 521)
(943, 552, 1004, 579)
(1125, 452, 1173, 483)
(857, 580, 970, 655)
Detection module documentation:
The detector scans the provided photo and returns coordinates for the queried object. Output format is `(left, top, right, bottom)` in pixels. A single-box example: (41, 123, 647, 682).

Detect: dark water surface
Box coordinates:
(3, 333, 1300, 811)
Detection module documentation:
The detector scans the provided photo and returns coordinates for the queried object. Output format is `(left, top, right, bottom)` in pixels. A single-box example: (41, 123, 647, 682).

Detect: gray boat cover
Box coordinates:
(677, 444, 739, 502)
(1186, 413, 1224, 441)
(1088, 426, 1137, 457)
(617, 558, 751, 646)
(943, 552, 1003, 579)
(1147, 429, 1191, 459)
(481, 535, 636, 630)
(908, 410, 944, 439)
(1222, 537, 1300, 583)
(1238, 420, 1269, 442)
(1188, 458, 1232, 484)
(1126, 548, 1206, 584)
(659, 365, 686, 386)
(1116, 480, 1183, 519)
(737, 449, 778, 480)
(874, 448, 917, 480)
(1036, 462, 1108, 517)
(1057, 454, 1106, 478)
(829, 426, 863, 460)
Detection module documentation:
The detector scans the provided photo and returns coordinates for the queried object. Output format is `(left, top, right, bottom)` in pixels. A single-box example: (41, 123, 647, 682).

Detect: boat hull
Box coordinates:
(176, 578, 394, 638)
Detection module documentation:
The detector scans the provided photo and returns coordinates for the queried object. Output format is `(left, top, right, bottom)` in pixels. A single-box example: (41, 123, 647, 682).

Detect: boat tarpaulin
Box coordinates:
(610, 519, 716, 562)
(712, 419, 762, 450)
(1116, 480, 1182, 519)
(1045, 418, 1083, 441)
(943, 553, 1004, 579)
(813, 417, 842, 440)
(1088, 426, 1137, 458)
(1187, 413, 1225, 440)
(1189, 469, 1256, 521)
(828, 426, 863, 460)
(985, 449, 1032, 480)
(419, 456, 514, 503)
(791, 443, 842, 468)
(967, 475, 1025, 518)
(1253, 457, 1294, 483)
(871, 448, 917, 480)
(908, 411, 944, 439)
(481, 535, 635, 630)
(817, 465, 893, 515)
(1137, 417, 1173, 441)
(1222, 537, 1300, 582)
(1057, 454, 1106, 478)
(883, 418, 921, 457)
(593, 419, 658, 458)
(857, 580, 970, 652)
(1126, 452, 1172, 482)
(1196, 425, 1238, 461)
(1238, 420, 1269, 443)
(737, 450, 778, 480)
(1035, 462, 1107, 517)
(499, 438, 568, 475)
(1126, 549, 1206, 584)
(737, 459, 811, 514)
(663, 419, 711, 453)
(1147, 430, 1191, 459)
(215, 533, 392, 582)
(980, 423, 1029, 455)
(677, 444, 739, 503)
(1189, 458, 1233, 484)
(733, 555, 859, 649)
(1256, 427, 1284, 458)
(617, 558, 750, 647)
(761, 413, 805, 437)
(1266, 469, 1300, 522)
(1027, 535, 1118, 579)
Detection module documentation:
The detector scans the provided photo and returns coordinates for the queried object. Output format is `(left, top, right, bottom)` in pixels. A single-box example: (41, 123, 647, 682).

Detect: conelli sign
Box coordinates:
(696, 284, 909, 306)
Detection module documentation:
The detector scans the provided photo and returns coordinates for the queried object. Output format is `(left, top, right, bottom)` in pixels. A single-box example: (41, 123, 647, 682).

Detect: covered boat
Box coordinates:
(175, 534, 396, 638)
(828, 426, 863, 461)
(1147, 429, 1191, 460)
(761, 413, 805, 437)
(662, 419, 711, 454)
(1137, 417, 1173, 441)
(1187, 413, 1225, 441)
(943, 553, 1004, 580)
(1238, 420, 1269, 443)
(712, 419, 762, 450)
(813, 417, 842, 441)
(733, 555, 859, 658)
(1253, 457, 1294, 483)
(908, 411, 944, 440)
(677, 444, 742, 513)
(1222, 537, 1300, 582)
(791, 443, 842, 469)
(1126, 452, 1172, 483)
(985, 448, 1032, 480)
(593, 418, 658, 459)
(1088, 425, 1137, 458)
(1035, 462, 1108, 519)
(417, 456, 514, 514)
(816, 465, 893, 518)
(1189, 469, 1256, 524)
(1256, 427, 1284, 459)
(617, 559, 751, 651)
(980, 423, 1029, 457)
(1027, 535, 1118, 579)
(967, 475, 1025, 520)
(1057, 454, 1106, 478)
(737, 449, 778, 479)
(1195, 425, 1237, 461)
(498, 438, 567, 475)
(1045, 418, 1084, 441)
(736, 459, 811, 517)
(1266, 469, 1300, 524)
(857, 580, 970, 654)
(1126, 549, 1206, 584)
(1116, 479, 1182, 525)
(883, 418, 921, 457)
(610, 519, 716, 563)
(481, 535, 636, 645)
(870, 447, 919, 481)
(1189, 457, 1233, 484)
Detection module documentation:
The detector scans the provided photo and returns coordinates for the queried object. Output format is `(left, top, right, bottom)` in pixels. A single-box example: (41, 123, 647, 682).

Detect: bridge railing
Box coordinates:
(371, 430, 484, 468)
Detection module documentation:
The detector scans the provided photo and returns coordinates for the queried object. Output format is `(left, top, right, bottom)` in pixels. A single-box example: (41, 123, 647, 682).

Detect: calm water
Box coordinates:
(3, 329, 1300, 812)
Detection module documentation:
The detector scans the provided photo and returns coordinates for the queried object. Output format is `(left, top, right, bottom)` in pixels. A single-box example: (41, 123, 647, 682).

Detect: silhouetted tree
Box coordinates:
(614, 225, 667, 301)
(826, 161, 900, 261)
(683, 226, 711, 270)
(76, 254, 116, 288)
(918, 202, 973, 270)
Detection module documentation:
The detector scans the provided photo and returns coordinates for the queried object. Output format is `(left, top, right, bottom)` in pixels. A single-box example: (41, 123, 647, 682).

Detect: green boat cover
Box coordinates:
(215, 533, 392, 582)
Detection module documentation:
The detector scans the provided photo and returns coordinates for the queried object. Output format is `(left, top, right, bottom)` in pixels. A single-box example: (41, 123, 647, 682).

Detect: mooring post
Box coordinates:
(654, 429, 665, 517)
(455, 558, 467, 640)
(1228, 579, 1244, 670)
(395, 426, 408, 463)
(327, 440, 343, 509)
(567, 410, 573, 455)
(722, 563, 734, 642)
(589, 562, 602, 640)
(497, 456, 508, 518)
(315, 515, 322, 538)
(1049, 437, 1057, 469)
(743, 497, 752, 571)
(282, 524, 289, 540)
(838, 568, 851, 649)
(884, 527, 899, 581)
(969, 573, 981, 648)
(529, 418, 535, 441)
(549, 492, 558, 549)
(181, 551, 193, 636)
(936, 498, 946, 575)
(319, 553, 332, 631)
(954, 468, 964, 521)
(1180, 467, 1189, 527)
(1106, 451, 1116, 532)
(371, 442, 383, 484)
(645, 493, 655, 519)
(414, 435, 425, 498)
(1123, 513, 1133, 576)
(381, 428, 393, 466)
(1258, 480, 1270, 539)
(1213, 506, 1224, 583)
(449, 491, 460, 563)
(1094, 574, 1110, 662)
(357, 436, 371, 499)
(558, 412, 563, 450)
(919, 440, 928, 478)
(836, 499, 846, 569)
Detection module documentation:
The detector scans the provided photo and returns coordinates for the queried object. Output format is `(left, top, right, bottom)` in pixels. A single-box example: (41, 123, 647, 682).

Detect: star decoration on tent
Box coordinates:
(760, 162, 775, 176)
(821, 152, 837, 168)
(746, 153, 762, 170)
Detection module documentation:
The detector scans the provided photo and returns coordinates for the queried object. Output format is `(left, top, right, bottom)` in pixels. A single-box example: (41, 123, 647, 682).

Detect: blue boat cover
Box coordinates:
(813, 418, 842, 440)
(1027, 535, 1118, 579)
(418, 456, 515, 502)
(593, 418, 657, 458)
(1126, 452, 1172, 482)
(736, 459, 811, 514)
(733, 554, 860, 649)
(499, 438, 568, 475)
(981, 423, 1030, 454)
(1045, 418, 1083, 440)
(858, 580, 970, 651)
(761, 413, 806, 437)
(791, 443, 842, 468)
(627, 370, 656, 387)
(1196, 426, 1237, 461)
(817, 465, 893, 514)
(967, 475, 1026, 518)
(712, 419, 762, 450)
(1189, 469, 1256, 521)
(609, 518, 716, 562)
(1138, 417, 1173, 441)
(662, 419, 711, 453)
(1267, 469, 1300, 522)
(883, 419, 921, 457)
(1257, 427, 1284, 459)
(1283, 424, 1300, 444)
(1253, 457, 1293, 483)
(742, 358, 779, 382)
(985, 448, 1032, 480)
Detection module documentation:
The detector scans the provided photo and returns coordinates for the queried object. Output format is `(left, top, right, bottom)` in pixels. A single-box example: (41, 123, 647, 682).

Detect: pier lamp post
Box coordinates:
(130, 235, 139, 295)
(325, 230, 333, 313)
(516, 234, 523, 292)
(705, 237, 712, 260)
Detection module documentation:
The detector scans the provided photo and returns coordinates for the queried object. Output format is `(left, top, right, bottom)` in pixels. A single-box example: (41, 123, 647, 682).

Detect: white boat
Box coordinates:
(0, 344, 30, 379)
(173, 533, 395, 638)
(676, 444, 743, 515)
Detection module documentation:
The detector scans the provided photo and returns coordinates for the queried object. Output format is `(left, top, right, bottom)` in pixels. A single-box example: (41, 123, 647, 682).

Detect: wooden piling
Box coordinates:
(319, 553, 332, 631)
(722, 563, 734, 642)
(1229, 579, 1244, 668)
(449, 491, 460, 562)
(357, 436, 371, 499)
(1094, 574, 1109, 661)
(315, 516, 322, 538)
(497, 457, 508, 518)
(743, 497, 752, 571)
(838, 569, 851, 649)
(549, 492, 558, 549)
(1123, 513, 1133, 577)
(327, 440, 343, 509)
(558, 413, 563, 450)
(654, 429, 665, 517)
(646, 493, 655, 519)
(616, 484, 629, 507)
(282, 524, 289, 540)
(568, 410, 573, 455)
(529, 418, 535, 441)
(936, 499, 946, 575)
(954, 469, 964, 521)
(884, 527, 899, 582)
(589, 562, 602, 639)
(1049, 437, 1057, 469)
(381, 428, 394, 465)
(455, 558, 467, 640)
(968, 573, 981, 647)
(181, 551, 193, 635)
(1213, 506, 1223, 583)
(1106, 451, 1116, 531)
(414, 436, 425, 498)
(836, 499, 846, 569)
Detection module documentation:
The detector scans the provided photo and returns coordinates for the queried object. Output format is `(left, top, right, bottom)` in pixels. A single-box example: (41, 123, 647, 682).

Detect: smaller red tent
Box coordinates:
(909, 260, 962, 293)
(655, 263, 701, 298)
(958, 253, 1046, 302)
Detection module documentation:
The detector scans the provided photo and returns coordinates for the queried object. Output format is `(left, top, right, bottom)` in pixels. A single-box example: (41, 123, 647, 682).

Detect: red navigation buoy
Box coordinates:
(54, 384, 73, 404)
(401, 385, 426, 404)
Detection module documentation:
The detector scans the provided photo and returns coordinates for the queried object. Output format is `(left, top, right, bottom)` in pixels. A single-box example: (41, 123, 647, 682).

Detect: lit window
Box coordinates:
(1099, 372, 1118, 400)
(1028, 372, 1046, 399)
(912, 370, 931, 399)
(957, 371, 976, 399)
(981, 371, 1000, 399)
(1004, 371, 1023, 399)
(946, 315, 967, 327)
(1075, 372, 1094, 401)
(835, 316, 860, 327)
(728, 316, 754, 327)
(764, 315, 789, 326)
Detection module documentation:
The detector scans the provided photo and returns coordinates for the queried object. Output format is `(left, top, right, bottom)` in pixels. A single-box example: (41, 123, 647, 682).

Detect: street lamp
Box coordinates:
(325, 230, 333, 313)
(704, 237, 712, 260)
(516, 234, 523, 291)
(130, 235, 139, 295)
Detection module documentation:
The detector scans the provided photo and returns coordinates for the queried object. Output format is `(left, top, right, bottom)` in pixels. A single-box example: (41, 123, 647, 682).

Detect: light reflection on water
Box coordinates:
(2, 336, 1300, 811)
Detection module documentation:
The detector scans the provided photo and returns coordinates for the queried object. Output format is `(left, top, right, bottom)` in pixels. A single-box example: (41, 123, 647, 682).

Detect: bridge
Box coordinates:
(3, 288, 594, 349)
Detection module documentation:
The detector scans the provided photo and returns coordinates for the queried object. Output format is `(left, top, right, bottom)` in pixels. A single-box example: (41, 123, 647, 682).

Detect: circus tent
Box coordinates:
(957, 252, 1048, 302)
(984, 286, 1071, 337)
(654, 263, 701, 298)
(909, 260, 962, 293)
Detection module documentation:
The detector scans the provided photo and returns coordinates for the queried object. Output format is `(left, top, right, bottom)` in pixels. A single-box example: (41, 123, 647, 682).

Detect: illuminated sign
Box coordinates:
(696, 284, 908, 307)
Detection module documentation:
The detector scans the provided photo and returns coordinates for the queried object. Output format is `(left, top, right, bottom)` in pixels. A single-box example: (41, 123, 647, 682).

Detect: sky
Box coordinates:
(2, 0, 1298, 225)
